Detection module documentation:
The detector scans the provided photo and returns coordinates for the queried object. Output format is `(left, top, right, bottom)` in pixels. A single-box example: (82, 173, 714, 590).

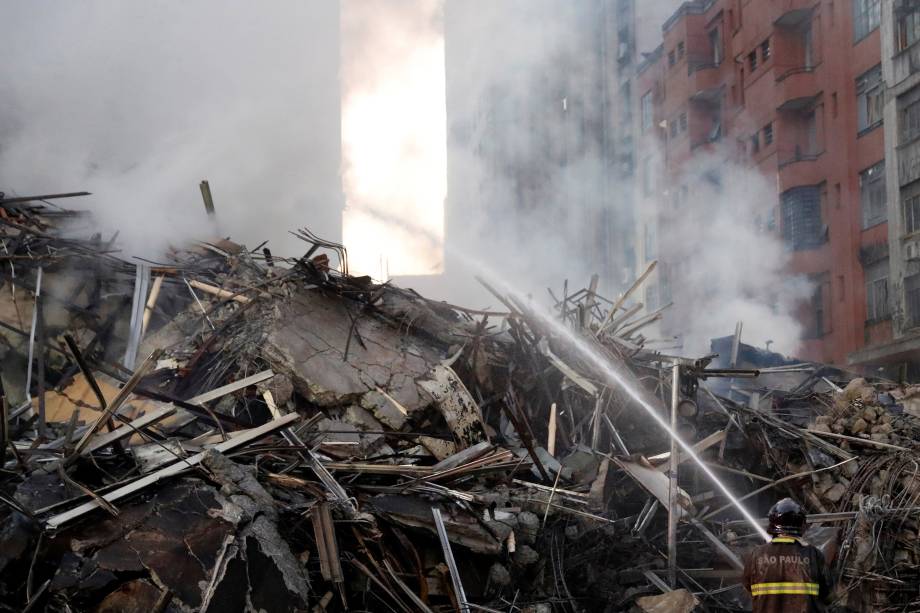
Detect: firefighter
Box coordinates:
(742, 498, 833, 613)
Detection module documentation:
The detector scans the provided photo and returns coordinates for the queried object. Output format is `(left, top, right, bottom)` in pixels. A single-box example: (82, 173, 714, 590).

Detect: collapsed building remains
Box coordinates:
(1, 194, 920, 612)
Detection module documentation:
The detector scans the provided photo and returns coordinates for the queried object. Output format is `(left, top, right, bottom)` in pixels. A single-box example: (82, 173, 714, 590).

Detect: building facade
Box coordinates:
(631, 0, 899, 369)
(856, 0, 920, 374)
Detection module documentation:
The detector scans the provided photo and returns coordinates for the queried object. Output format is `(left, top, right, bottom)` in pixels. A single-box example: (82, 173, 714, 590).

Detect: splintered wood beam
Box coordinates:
(46, 413, 299, 529)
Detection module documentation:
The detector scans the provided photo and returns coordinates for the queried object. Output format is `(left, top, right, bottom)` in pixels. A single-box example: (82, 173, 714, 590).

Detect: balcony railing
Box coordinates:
(778, 148, 822, 169)
(775, 65, 817, 82)
(688, 59, 719, 75)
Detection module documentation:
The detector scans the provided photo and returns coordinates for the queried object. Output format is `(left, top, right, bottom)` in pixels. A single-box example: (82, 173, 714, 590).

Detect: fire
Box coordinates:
(341, 1, 446, 279)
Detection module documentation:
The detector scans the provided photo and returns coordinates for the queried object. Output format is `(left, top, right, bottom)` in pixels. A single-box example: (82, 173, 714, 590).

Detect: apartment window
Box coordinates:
(679, 112, 688, 132)
(751, 132, 760, 153)
(853, 0, 881, 42)
(907, 273, 920, 327)
(763, 122, 774, 145)
(865, 259, 890, 321)
(807, 276, 830, 338)
(804, 21, 814, 68)
(761, 38, 771, 61)
(709, 28, 722, 64)
(856, 65, 883, 133)
(903, 99, 920, 142)
(668, 49, 676, 67)
(899, 7, 920, 50)
(832, 92, 838, 118)
(677, 41, 685, 60)
(781, 186, 823, 250)
(641, 91, 653, 131)
(860, 161, 887, 228)
(905, 193, 920, 234)
(748, 50, 758, 71)
(806, 111, 818, 154)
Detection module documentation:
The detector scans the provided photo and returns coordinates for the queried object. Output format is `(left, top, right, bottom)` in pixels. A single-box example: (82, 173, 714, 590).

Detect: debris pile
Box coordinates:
(1, 194, 919, 612)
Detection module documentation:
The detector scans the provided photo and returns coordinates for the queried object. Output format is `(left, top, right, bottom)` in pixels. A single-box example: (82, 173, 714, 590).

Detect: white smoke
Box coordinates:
(0, 1, 343, 258)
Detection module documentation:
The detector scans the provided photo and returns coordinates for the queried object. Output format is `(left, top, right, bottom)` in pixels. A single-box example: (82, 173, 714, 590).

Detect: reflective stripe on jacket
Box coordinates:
(742, 536, 832, 613)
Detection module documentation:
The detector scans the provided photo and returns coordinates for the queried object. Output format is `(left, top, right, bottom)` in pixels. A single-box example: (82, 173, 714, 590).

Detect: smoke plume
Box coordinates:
(0, 1, 343, 257)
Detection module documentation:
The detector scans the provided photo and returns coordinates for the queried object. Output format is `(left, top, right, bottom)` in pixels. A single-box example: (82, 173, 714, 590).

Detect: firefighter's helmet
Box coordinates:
(767, 498, 806, 536)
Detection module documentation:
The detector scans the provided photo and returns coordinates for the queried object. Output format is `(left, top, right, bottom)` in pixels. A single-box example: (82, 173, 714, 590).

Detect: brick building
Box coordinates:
(631, 0, 899, 370)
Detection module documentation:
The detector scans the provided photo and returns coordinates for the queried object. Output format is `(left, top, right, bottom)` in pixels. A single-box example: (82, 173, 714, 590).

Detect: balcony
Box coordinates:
(775, 67, 820, 111)
(778, 148, 824, 188)
(892, 41, 920, 88)
(774, 4, 813, 27)
(688, 59, 722, 101)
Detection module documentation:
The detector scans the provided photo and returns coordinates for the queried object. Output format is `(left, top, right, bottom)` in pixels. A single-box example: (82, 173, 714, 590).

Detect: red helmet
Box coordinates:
(768, 498, 806, 536)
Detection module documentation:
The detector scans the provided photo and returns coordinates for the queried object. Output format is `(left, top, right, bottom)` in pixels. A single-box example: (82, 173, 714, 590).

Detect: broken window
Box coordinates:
(641, 91, 653, 131)
(853, 0, 881, 42)
(860, 161, 887, 228)
(668, 49, 676, 67)
(856, 65, 883, 133)
(903, 98, 920, 142)
(679, 112, 687, 132)
(899, 5, 920, 50)
(907, 273, 920, 327)
(748, 49, 757, 71)
(763, 122, 774, 146)
(781, 186, 824, 250)
(677, 41, 685, 60)
(865, 258, 890, 321)
(669, 118, 678, 138)
(761, 38, 771, 61)
(751, 132, 760, 153)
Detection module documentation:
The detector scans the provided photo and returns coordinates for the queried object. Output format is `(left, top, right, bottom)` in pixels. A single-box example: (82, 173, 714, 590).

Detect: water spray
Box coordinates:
(500, 285, 770, 542)
(348, 202, 771, 542)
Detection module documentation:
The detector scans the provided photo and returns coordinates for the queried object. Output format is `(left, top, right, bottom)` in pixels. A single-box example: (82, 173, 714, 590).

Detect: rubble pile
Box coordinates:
(1, 195, 920, 612)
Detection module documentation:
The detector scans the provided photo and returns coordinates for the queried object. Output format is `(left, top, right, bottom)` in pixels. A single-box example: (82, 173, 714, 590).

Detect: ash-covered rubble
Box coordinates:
(1, 195, 920, 612)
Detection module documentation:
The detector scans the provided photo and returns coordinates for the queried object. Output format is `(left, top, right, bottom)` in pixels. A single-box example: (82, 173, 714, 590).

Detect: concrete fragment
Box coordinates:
(516, 511, 540, 545)
(513, 544, 539, 566)
(488, 562, 512, 587)
(416, 364, 488, 449)
(823, 483, 847, 503)
(851, 418, 868, 434)
(636, 588, 699, 613)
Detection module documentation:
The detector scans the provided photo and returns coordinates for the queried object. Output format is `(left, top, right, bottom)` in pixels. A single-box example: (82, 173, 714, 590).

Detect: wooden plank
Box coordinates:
(70, 352, 159, 457)
(188, 279, 250, 304)
(84, 405, 176, 455)
(45, 413, 299, 529)
(189, 370, 274, 405)
(596, 259, 657, 336)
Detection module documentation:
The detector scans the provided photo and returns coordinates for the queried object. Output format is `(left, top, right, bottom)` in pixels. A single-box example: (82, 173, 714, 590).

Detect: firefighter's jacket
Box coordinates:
(742, 536, 832, 613)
